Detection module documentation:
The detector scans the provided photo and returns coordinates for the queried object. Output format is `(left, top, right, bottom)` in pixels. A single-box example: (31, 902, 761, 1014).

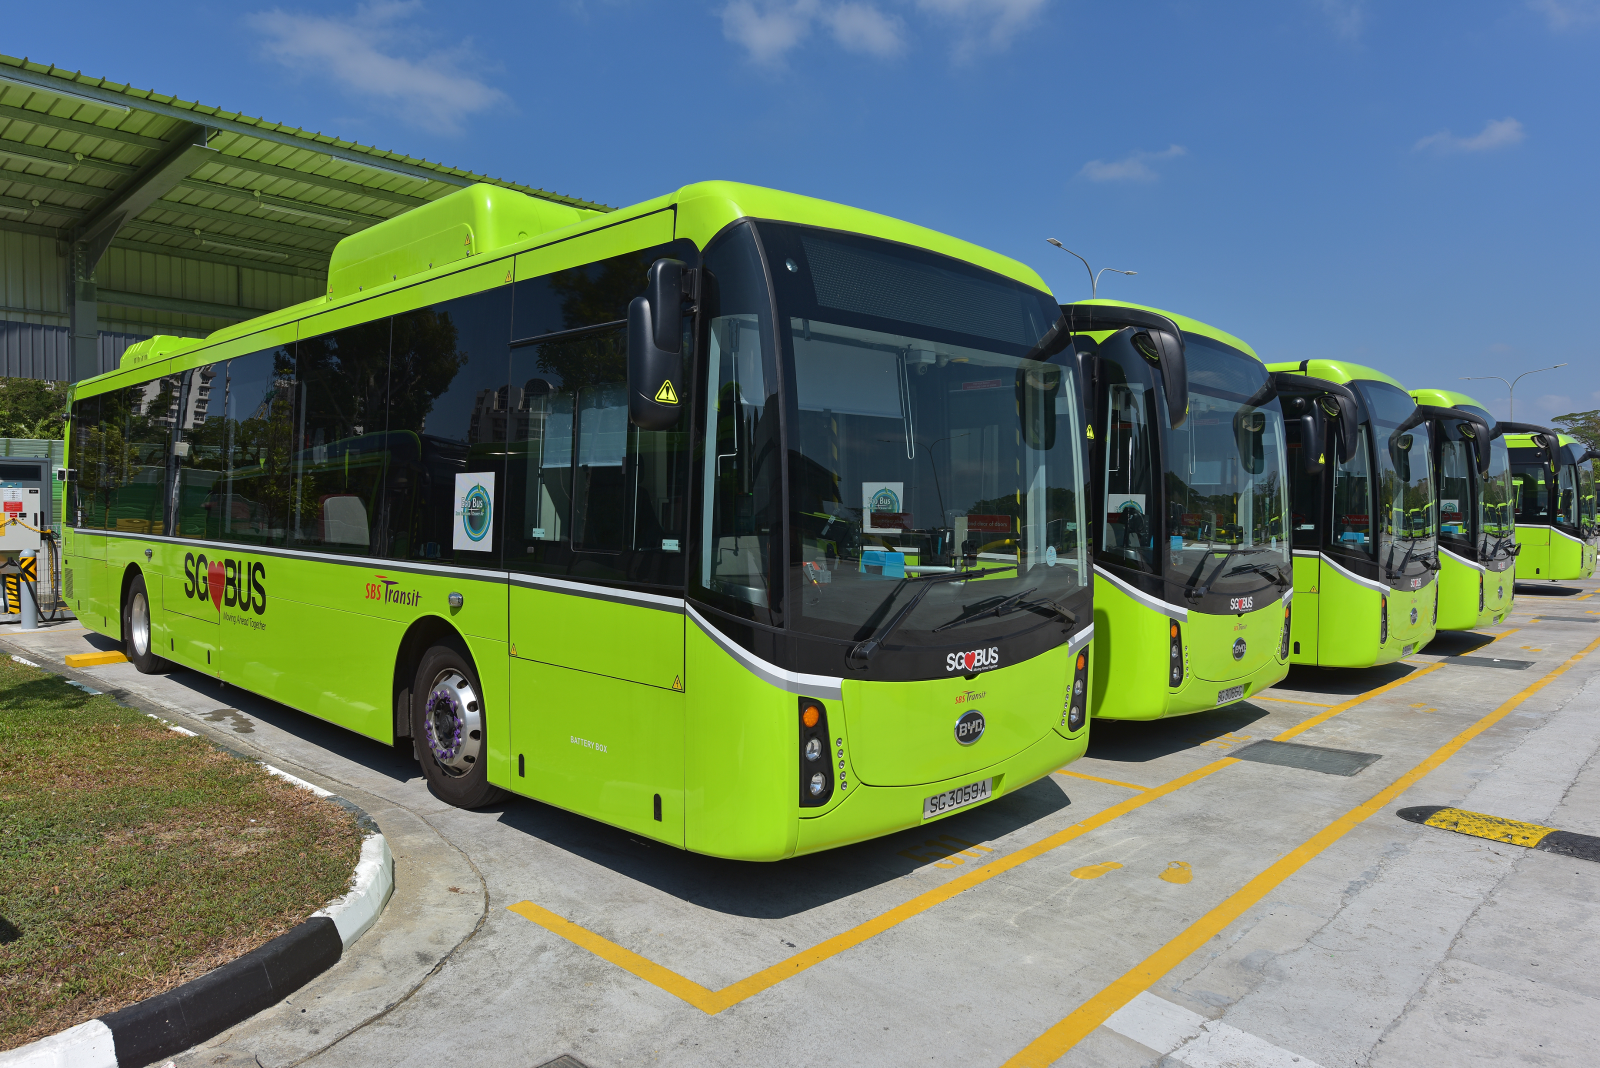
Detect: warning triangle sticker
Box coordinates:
(672, 675, 684, 691)
(654, 380, 679, 405)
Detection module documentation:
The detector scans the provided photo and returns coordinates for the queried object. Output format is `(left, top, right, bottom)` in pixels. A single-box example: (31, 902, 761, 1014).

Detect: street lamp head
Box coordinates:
(1046, 238, 1064, 248)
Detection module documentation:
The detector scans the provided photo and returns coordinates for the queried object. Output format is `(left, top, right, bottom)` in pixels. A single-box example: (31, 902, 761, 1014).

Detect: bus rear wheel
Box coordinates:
(123, 573, 169, 675)
(411, 642, 507, 809)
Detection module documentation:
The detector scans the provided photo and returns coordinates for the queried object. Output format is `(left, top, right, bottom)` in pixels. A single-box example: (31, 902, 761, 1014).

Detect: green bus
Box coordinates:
(1506, 427, 1598, 580)
(1407, 388, 1517, 629)
(1267, 360, 1438, 667)
(1062, 301, 1291, 720)
(63, 181, 1096, 861)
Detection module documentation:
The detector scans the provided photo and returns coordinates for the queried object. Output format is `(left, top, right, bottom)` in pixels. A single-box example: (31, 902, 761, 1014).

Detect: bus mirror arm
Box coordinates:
(627, 258, 691, 432)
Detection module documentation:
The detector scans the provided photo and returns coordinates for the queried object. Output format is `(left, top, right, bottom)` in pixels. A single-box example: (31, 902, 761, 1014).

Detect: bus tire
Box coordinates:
(123, 573, 169, 675)
(411, 642, 507, 809)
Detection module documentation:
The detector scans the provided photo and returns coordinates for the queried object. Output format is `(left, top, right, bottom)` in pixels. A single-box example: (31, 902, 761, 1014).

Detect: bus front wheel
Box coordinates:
(123, 574, 169, 675)
(411, 642, 507, 809)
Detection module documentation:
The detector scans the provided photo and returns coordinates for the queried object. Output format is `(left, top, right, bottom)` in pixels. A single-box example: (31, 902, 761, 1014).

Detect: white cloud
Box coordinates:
(246, 2, 504, 135)
(827, 3, 907, 56)
(1414, 117, 1526, 154)
(917, 0, 1049, 57)
(719, 0, 1041, 63)
(1079, 145, 1187, 183)
(720, 0, 819, 64)
(1316, 0, 1366, 41)
(1528, 0, 1600, 30)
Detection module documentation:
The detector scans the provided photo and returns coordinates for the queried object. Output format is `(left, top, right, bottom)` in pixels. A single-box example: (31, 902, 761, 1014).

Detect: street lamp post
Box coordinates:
(1461, 363, 1568, 425)
(1045, 239, 1136, 298)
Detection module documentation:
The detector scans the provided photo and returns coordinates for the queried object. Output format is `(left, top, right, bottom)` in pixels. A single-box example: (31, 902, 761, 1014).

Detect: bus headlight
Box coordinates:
(1479, 574, 1485, 612)
(1380, 597, 1389, 644)
(799, 699, 833, 807)
(1279, 603, 1292, 661)
(1168, 620, 1184, 688)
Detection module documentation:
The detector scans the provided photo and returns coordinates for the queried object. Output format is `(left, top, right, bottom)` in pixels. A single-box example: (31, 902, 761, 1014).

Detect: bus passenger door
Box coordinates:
(502, 304, 692, 845)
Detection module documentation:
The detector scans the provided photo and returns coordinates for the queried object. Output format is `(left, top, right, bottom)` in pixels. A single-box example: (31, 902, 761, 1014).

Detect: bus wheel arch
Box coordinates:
(392, 616, 463, 743)
(119, 565, 168, 675)
(397, 621, 507, 809)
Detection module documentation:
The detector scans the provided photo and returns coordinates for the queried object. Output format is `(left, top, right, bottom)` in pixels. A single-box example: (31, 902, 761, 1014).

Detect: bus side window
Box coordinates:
(211, 348, 296, 547)
(387, 286, 513, 565)
(505, 242, 695, 586)
(69, 393, 103, 529)
(293, 321, 390, 555)
(173, 364, 226, 539)
(1331, 426, 1373, 556)
(1098, 369, 1156, 573)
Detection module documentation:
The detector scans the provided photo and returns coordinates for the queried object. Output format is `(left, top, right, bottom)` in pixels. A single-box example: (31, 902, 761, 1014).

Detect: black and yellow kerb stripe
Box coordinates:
(1398, 806, 1600, 862)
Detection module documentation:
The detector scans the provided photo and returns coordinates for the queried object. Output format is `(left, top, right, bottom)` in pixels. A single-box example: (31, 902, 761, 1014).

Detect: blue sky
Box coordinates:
(9, 1, 1598, 424)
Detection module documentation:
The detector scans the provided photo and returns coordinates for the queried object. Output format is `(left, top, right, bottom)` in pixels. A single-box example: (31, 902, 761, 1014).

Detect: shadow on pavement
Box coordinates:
(1270, 661, 1415, 697)
(1516, 583, 1582, 597)
(1085, 704, 1271, 764)
(490, 774, 1072, 920)
(1424, 631, 1496, 656)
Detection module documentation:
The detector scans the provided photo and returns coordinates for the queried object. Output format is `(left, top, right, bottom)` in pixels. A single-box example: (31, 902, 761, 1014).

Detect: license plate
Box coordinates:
(1216, 685, 1245, 705)
(1402, 643, 1414, 655)
(923, 778, 992, 820)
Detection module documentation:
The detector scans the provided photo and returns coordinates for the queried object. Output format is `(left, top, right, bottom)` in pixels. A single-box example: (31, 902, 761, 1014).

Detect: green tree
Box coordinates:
(0, 378, 67, 439)
(1550, 409, 1600, 452)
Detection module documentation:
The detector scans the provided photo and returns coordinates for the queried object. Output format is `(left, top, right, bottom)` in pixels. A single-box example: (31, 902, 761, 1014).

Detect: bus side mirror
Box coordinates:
(627, 258, 690, 432)
(1391, 432, 1413, 483)
(1131, 328, 1187, 429)
(1300, 409, 1324, 473)
(1015, 364, 1061, 451)
(1234, 409, 1266, 474)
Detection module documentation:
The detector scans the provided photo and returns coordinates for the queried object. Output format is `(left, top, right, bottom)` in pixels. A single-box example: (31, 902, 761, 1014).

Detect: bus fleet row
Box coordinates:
(63, 180, 1599, 859)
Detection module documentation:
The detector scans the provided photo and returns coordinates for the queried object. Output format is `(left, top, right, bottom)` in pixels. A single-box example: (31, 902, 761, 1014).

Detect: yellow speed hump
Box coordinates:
(654, 380, 679, 405)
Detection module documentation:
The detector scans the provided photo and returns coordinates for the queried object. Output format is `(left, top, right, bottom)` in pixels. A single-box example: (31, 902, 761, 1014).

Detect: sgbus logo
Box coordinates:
(946, 646, 999, 674)
(183, 552, 266, 614)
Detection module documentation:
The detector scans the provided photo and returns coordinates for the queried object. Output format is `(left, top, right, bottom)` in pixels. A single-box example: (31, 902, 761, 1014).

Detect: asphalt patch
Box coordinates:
(1444, 655, 1535, 669)
(1232, 740, 1382, 776)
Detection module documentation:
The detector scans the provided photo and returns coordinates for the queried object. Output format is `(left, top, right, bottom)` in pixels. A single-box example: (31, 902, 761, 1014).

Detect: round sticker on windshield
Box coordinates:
(462, 484, 492, 542)
(1045, 545, 1057, 567)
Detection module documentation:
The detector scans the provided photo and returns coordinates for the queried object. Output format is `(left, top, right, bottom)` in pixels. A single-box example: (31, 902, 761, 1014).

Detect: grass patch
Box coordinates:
(0, 656, 364, 1050)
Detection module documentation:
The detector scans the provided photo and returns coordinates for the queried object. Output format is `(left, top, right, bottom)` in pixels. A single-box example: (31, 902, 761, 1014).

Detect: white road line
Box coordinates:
(1104, 991, 1324, 1067)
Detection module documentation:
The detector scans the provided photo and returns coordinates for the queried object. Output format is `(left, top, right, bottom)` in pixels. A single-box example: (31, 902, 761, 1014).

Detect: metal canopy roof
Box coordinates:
(0, 55, 608, 378)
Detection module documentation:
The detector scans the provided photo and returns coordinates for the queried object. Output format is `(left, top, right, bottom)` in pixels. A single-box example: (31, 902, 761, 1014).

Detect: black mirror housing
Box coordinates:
(628, 258, 690, 432)
(1015, 364, 1061, 450)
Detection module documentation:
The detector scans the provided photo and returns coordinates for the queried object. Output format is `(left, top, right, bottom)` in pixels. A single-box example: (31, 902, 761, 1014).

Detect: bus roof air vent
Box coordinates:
(326, 183, 598, 300)
(119, 335, 206, 370)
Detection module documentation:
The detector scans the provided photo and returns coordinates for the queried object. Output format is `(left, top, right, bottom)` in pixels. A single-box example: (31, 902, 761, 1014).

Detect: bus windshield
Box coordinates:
(1165, 335, 1290, 595)
(1482, 436, 1516, 553)
(697, 221, 1087, 650)
(1358, 381, 1435, 582)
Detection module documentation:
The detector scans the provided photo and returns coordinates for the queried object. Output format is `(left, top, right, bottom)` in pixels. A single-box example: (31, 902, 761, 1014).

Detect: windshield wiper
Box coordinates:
(1184, 546, 1274, 601)
(1225, 561, 1292, 588)
(846, 565, 1016, 669)
(933, 586, 1077, 633)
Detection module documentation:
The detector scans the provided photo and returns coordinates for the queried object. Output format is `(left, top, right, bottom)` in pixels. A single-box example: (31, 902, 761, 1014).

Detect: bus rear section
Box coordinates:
(1409, 389, 1517, 629)
(1270, 360, 1439, 667)
(1508, 429, 1597, 582)
(61, 181, 1094, 861)
(1065, 301, 1291, 721)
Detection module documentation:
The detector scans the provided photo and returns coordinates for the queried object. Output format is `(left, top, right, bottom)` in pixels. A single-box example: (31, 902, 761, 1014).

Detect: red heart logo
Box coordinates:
(208, 562, 225, 610)
(964, 652, 976, 670)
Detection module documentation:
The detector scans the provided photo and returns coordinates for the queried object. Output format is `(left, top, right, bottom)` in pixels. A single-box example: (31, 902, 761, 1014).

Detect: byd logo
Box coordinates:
(183, 552, 266, 614)
(945, 646, 1000, 674)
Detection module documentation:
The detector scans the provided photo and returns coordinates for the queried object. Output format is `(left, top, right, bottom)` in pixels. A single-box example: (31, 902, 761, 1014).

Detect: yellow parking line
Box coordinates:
(1000, 632, 1600, 1067)
(1054, 769, 1152, 791)
(508, 657, 1443, 1015)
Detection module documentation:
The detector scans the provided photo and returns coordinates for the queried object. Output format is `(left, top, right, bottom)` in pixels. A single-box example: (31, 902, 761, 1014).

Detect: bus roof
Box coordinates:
(86, 181, 1051, 396)
(1263, 359, 1407, 392)
(1070, 299, 1258, 359)
(1409, 387, 1491, 417)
